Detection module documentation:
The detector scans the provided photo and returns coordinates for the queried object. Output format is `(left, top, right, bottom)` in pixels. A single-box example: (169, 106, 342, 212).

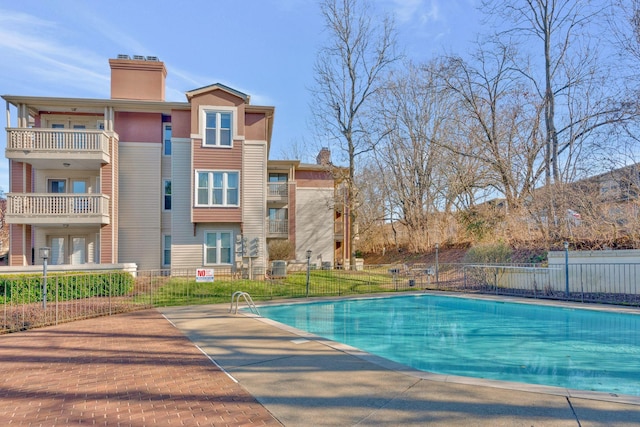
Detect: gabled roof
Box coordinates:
(185, 83, 250, 103)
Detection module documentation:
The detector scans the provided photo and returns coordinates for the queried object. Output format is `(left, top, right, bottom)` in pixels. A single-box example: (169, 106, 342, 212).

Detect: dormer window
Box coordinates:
(204, 111, 231, 147)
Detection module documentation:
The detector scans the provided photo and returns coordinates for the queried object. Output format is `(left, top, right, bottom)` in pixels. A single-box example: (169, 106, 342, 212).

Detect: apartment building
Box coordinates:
(2, 56, 349, 272)
(266, 149, 349, 269)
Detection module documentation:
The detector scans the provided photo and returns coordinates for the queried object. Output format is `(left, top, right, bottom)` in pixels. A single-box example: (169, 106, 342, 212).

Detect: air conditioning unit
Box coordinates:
(133, 55, 145, 60)
(117, 54, 130, 60)
(146, 56, 159, 61)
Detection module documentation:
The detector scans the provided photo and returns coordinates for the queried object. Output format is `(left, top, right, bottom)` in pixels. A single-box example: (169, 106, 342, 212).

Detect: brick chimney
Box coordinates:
(316, 147, 331, 166)
(109, 55, 167, 101)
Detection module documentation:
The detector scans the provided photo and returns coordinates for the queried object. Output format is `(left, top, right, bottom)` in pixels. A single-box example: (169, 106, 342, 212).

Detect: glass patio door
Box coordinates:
(71, 179, 88, 213)
(50, 237, 65, 265)
(71, 237, 86, 265)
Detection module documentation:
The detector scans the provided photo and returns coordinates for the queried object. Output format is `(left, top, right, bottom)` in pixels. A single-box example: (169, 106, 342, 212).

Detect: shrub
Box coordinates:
(0, 272, 135, 304)
(268, 240, 294, 260)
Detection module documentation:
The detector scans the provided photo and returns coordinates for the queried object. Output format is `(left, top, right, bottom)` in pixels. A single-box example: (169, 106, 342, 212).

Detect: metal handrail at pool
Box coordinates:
(229, 291, 260, 315)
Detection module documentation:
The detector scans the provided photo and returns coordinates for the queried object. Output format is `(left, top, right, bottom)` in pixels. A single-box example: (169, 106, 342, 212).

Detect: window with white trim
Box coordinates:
(204, 111, 232, 147)
(204, 231, 232, 265)
(162, 235, 171, 266)
(196, 171, 239, 207)
(163, 179, 171, 210)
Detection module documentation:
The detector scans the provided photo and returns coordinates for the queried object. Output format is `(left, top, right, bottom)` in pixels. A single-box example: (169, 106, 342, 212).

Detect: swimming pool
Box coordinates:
(255, 294, 640, 396)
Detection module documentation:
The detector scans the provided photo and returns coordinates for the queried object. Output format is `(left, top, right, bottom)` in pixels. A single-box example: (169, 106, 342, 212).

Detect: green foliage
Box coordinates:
(0, 272, 134, 304)
(463, 242, 513, 264)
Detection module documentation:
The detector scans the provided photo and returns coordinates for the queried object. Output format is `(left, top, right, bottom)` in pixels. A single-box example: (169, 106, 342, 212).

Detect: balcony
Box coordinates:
(6, 128, 112, 169)
(6, 193, 110, 226)
(267, 219, 288, 238)
(267, 182, 288, 203)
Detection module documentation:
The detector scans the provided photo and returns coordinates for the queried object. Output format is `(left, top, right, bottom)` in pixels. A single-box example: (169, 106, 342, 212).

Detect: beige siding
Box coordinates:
(170, 138, 201, 270)
(242, 140, 267, 269)
(118, 142, 161, 270)
(161, 141, 172, 232)
(295, 187, 335, 265)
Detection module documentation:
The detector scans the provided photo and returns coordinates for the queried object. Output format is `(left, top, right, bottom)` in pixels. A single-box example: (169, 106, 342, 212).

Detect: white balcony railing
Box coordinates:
(6, 193, 110, 224)
(267, 182, 288, 199)
(6, 128, 111, 157)
(268, 219, 288, 234)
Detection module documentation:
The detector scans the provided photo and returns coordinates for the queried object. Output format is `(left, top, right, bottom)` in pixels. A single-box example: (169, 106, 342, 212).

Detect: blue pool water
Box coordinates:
(255, 294, 640, 396)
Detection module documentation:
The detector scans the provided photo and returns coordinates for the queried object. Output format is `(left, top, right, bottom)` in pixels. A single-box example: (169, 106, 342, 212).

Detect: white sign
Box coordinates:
(196, 268, 214, 282)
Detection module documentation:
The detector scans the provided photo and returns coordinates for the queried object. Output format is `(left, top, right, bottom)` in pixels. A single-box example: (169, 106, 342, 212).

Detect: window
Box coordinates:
(51, 237, 65, 265)
(73, 124, 86, 149)
(204, 231, 232, 265)
(196, 171, 239, 206)
(204, 111, 232, 147)
(48, 179, 66, 193)
(268, 173, 287, 182)
(52, 123, 65, 148)
(71, 237, 86, 265)
(163, 179, 171, 210)
(162, 235, 171, 266)
(268, 208, 288, 233)
(268, 173, 288, 197)
(163, 123, 172, 156)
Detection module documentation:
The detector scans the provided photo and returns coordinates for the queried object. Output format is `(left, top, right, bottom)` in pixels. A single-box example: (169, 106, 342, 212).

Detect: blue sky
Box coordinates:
(0, 0, 480, 193)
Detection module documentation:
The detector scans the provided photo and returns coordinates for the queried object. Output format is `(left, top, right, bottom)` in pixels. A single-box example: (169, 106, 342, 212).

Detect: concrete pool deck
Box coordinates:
(159, 297, 640, 426)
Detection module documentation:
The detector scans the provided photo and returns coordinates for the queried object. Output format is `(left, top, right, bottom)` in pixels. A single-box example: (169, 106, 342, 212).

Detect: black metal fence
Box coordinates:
(2, 262, 640, 333)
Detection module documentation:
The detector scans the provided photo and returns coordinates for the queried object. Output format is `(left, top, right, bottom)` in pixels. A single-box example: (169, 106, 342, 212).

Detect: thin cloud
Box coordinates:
(0, 9, 108, 96)
(387, 0, 442, 24)
(78, 11, 148, 57)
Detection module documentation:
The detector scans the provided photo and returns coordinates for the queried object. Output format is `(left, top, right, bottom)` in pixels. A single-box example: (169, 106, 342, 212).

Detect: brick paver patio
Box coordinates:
(0, 309, 282, 426)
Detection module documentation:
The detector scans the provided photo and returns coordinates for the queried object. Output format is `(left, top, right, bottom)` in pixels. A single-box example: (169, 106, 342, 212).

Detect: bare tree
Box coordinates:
(610, 0, 640, 63)
(311, 0, 400, 267)
(478, 0, 639, 243)
(440, 42, 545, 212)
(373, 61, 458, 251)
(480, 0, 602, 184)
(354, 160, 393, 253)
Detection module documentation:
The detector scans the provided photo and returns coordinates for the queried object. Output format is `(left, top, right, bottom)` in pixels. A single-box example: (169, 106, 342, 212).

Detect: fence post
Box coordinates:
(435, 243, 439, 284)
(109, 271, 112, 316)
(564, 241, 570, 297)
(306, 250, 312, 297)
(55, 277, 59, 325)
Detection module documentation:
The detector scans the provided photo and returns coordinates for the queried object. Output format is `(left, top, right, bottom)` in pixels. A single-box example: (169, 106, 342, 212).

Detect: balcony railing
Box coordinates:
(6, 128, 111, 165)
(268, 219, 288, 235)
(267, 183, 288, 201)
(6, 193, 110, 225)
